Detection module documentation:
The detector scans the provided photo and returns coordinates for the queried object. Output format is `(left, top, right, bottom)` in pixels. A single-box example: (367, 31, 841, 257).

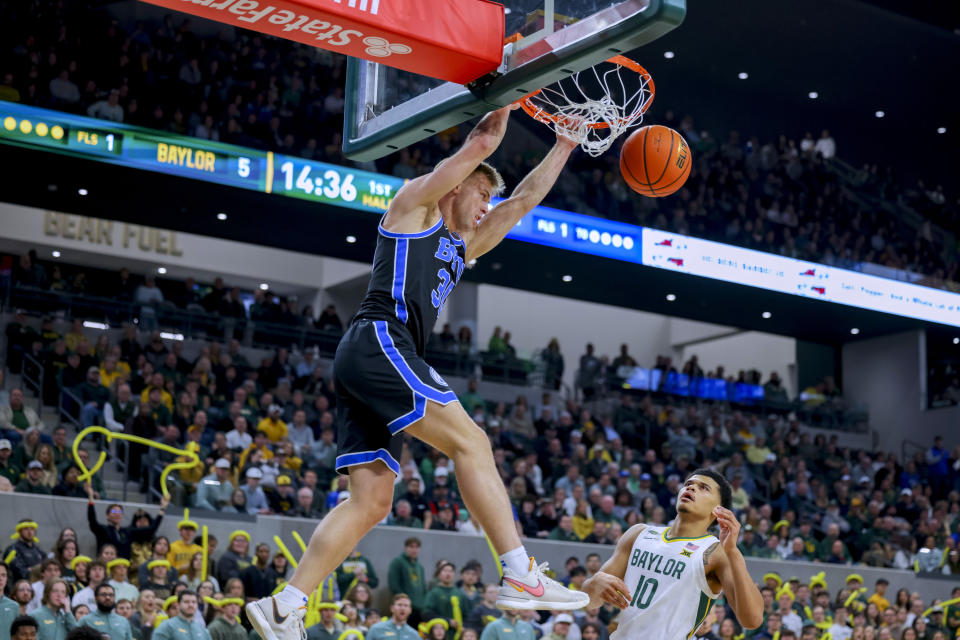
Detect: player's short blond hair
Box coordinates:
(434, 158, 505, 197)
(472, 161, 505, 197)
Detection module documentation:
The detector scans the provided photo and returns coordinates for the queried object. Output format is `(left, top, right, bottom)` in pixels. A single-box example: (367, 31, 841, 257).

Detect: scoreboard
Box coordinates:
(0, 102, 401, 213)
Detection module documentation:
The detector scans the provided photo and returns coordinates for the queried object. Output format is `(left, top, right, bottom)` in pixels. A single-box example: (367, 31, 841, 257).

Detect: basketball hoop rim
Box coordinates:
(517, 55, 656, 130)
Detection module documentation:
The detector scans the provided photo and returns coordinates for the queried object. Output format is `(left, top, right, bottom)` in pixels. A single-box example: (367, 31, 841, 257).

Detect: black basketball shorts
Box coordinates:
(332, 318, 458, 476)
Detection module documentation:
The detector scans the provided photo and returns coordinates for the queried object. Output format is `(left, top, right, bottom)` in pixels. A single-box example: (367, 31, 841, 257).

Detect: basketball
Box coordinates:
(619, 125, 692, 197)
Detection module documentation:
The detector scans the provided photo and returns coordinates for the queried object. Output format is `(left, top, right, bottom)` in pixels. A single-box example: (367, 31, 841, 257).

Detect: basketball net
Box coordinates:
(519, 56, 655, 157)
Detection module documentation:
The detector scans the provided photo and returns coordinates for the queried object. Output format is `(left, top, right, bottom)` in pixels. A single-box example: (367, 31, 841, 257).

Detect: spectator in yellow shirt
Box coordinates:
(274, 441, 302, 475)
(167, 516, 202, 576)
(238, 431, 274, 470)
(746, 435, 773, 465)
(140, 372, 174, 411)
(256, 405, 287, 443)
(99, 356, 127, 390)
(730, 473, 750, 512)
(868, 578, 889, 612)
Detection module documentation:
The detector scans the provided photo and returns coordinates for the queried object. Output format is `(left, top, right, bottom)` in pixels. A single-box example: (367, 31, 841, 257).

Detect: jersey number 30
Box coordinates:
(629, 575, 659, 609)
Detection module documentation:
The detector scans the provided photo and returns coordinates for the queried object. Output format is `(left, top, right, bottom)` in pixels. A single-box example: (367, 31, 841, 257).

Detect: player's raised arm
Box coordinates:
(705, 507, 764, 629)
(581, 524, 644, 610)
(465, 132, 577, 261)
(388, 106, 514, 218)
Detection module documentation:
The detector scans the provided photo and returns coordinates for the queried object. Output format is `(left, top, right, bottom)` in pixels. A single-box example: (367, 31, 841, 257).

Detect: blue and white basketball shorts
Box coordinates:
(332, 318, 458, 476)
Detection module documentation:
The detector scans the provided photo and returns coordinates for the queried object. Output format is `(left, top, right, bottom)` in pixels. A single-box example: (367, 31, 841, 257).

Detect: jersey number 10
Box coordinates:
(629, 575, 659, 609)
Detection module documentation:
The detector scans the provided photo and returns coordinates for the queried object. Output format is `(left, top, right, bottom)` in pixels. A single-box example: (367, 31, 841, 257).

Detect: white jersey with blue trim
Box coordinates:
(610, 525, 721, 640)
(355, 215, 466, 355)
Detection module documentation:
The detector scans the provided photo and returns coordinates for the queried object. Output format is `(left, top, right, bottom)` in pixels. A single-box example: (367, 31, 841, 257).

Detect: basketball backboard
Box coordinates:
(343, 0, 685, 161)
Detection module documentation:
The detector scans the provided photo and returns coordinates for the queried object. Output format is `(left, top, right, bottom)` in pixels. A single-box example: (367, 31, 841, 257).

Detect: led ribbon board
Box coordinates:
(2, 103, 958, 327)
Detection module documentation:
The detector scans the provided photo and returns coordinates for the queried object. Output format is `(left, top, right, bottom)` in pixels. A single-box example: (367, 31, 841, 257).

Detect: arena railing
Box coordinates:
(19, 351, 44, 412)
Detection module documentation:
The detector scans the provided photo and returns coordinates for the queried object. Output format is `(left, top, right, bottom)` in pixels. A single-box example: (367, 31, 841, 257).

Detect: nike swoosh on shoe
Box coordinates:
(272, 599, 288, 624)
(503, 577, 545, 597)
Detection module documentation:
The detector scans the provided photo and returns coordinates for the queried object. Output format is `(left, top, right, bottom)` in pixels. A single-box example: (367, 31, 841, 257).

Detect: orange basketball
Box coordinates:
(619, 125, 692, 197)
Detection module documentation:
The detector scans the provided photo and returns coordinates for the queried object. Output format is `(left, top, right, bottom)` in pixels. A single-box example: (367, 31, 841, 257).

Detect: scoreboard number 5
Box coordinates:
(238, 157, 251, 177)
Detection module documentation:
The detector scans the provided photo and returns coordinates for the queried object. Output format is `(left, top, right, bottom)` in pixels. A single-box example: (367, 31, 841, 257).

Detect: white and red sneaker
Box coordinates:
(496, 558, 590, 610)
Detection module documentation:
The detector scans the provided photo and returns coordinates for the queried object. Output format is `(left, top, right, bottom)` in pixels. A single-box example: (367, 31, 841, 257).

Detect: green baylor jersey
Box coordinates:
(611, 525, 721, 640)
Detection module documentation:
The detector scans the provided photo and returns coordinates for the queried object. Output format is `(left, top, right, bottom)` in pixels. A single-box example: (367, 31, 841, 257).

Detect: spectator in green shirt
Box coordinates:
(0, 439, 20, 486)
(487, 328, 506, 355)
(423, 562, 468, 640)
(79, 584, 133, 640)
(30, 579, 78, 640)
(479, 610, 536, 640)
(206, 599, 247, 640)
(817, 524, 850, 563)
(457, 380, 486, 418)
(336, 549, 379, 595)
(388, 538, 427, 621)
(152, 592, 210, 640)
(0, 564, 21, 640)
(17, 461, 52, 495)
(305, 603, 342, 640)
(548, 515, 579, 542)
(367, 595, 420, 640)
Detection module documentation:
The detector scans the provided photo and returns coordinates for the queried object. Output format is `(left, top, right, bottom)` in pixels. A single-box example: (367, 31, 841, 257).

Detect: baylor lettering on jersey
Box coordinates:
(612, 526, 721, 640)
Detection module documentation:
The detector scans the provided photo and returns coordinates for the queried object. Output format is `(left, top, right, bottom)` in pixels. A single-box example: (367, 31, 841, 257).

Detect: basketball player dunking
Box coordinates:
(583, 469, 764, 639)
(247, 105, 587, 640)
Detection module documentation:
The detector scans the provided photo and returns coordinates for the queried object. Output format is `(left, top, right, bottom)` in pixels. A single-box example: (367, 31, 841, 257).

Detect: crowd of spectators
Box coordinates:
(0, 1, 957, 291)
(2, 510, 960, 640)
(2, 306, 960, 579)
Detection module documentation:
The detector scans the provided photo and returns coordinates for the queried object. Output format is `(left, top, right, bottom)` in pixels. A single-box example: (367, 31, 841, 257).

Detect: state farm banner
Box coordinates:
(143, 0, 505, 84)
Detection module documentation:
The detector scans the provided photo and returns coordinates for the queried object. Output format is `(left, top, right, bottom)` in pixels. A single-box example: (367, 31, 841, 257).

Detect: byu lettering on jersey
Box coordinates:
(331, 215, 466, 476)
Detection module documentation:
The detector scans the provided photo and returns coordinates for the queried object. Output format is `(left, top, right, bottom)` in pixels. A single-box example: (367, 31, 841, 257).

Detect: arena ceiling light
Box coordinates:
(850, 327, 860, 335)
(216, 212, 228, 221)
(808, 91, 818, 99)
(761, 311, 772, 319)
(737, 72, 748, 80)
(83, 321, 109, 330)
(259, 283, 269, 290)
(561, 274, 573, 282)
(346, 235, 357, 243)
(663, 51, 675, 59)
(160, 332, 185, 341)
(157, 267, 167, 274)
(938, 127, 947, 134)
(875, 110, 885, 118)
(953, 337, 959, 345)
(665, 293, 677, 301)
(77, 188, 88, 196)
(51, 250, 61, 258)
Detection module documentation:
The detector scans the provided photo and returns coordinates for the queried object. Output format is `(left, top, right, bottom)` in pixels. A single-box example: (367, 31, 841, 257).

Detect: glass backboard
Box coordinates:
(343, 0, 685, 160)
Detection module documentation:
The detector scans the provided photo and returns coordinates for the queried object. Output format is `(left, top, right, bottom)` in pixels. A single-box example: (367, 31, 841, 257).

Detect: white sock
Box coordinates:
(499, 547, 531, 575)
(276, 584, 308, 609)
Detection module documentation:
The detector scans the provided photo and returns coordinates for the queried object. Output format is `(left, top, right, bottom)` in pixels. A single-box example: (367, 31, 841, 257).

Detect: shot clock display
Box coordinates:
(2, 102, 959, 328)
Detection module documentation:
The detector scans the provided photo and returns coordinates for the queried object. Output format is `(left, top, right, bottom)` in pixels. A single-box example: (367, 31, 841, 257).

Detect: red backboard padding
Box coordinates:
(142, 0, 505, 84)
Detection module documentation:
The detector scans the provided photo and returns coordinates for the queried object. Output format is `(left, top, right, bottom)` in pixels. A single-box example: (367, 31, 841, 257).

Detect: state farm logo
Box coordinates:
(363, 36, 411, 57)
(180, 0, 414, 55)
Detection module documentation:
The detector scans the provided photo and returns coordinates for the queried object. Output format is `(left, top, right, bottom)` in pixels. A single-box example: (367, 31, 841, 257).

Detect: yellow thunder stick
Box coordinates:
(273, 535, 299, 569)
(201, 525, 209, 581)
(292, 530, 308, 553)
(72, 425, 202, 498)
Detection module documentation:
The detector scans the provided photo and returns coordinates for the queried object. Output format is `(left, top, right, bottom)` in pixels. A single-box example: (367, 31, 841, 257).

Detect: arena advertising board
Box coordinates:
(641, 230, 960, 328)
(2, 102, 958, 327)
